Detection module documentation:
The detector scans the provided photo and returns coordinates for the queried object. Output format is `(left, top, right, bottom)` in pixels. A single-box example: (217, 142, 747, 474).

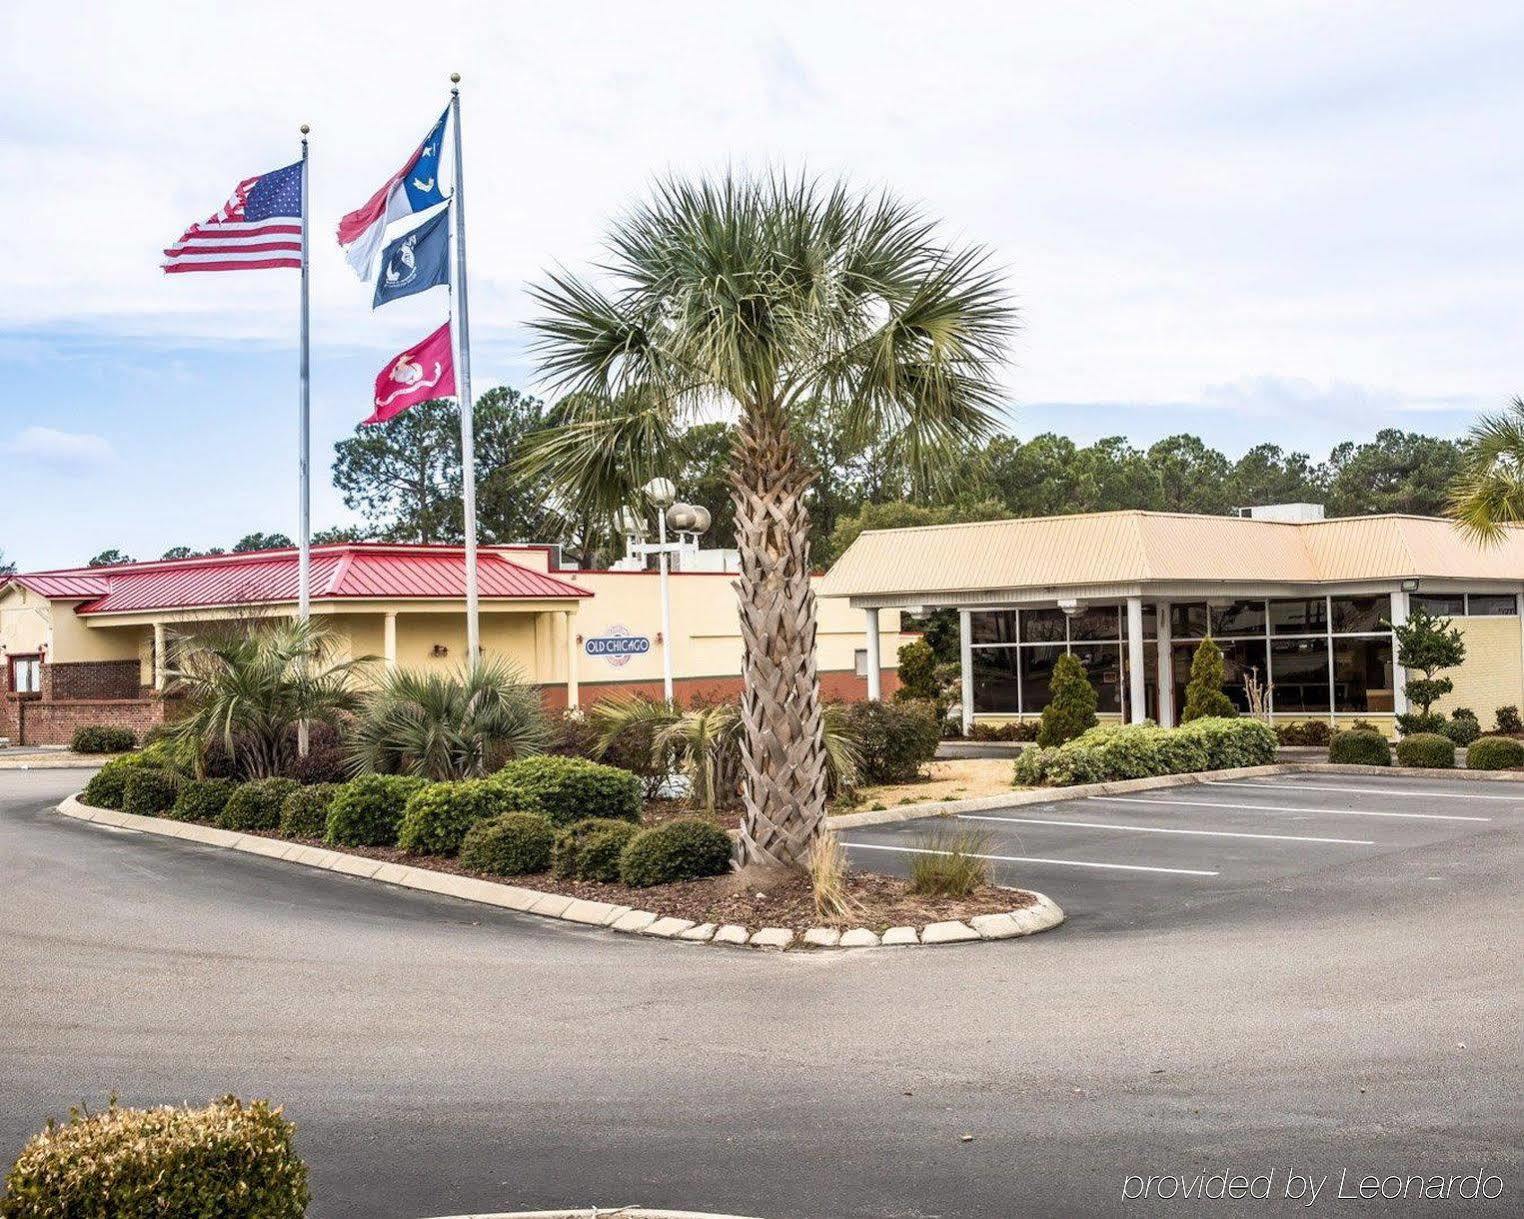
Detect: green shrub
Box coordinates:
(1036, 653, 1099, 747)
(1395, 732, 1455, 769)
(1013, 717, 1274, 787)
(80, 755, 155, 811)
(1396, 711, 1446, 737)
(1466, 735, 1524, 771)
(397, 780, 515, 856)
(1183, 716, 1278, 769)
(1275, 720, 1332, 747)
(0, 1095, 308, 1219)
(323, 774, 428, 847)
(69, 725, 137, 754)
(619, 817, 734, 887)
(218, 778, 300, 831)
(278, 784, 340, 839)
(1442, 710, 1480, 746)
(893, 638, 940, 703)
(1495, 705, 1522, 734)
(1181, 638, 1238, 722)
(1328, 729, 1392, 766)
(121, 767, 181, 817)
(459, 811, 555, 876)
(167, 777, 239, 824)
(840, 699, 941, 784)
(967, 720, 1039, 742)
(490, 755, 641, 827)
(552, 817, 643, 882)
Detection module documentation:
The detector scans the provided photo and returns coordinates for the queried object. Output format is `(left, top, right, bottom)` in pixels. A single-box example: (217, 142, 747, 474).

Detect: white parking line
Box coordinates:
(956, 814, 1374, 846)
(1212, 780, 1524, 803)
(844, 840, 1220, 877)
(1102, 796, 1491, 823)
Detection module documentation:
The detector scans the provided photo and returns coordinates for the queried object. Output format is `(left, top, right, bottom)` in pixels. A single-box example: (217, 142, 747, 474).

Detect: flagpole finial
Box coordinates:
(300, 123, 310, 136)
(450, 72, 461, 92)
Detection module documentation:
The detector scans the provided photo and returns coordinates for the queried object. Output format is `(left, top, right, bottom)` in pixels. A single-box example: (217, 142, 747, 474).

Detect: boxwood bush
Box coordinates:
(397, 780, 514, 856)
(0, 1095, 308, 1219)
(1013, 717, 1276, 788)
(1466, 735, 1524, 770)
(323, 774, 428, 847)
(1275, 720, 1332, 747)
(490, 755, 641, 827)
(1328, 729, 1392, 766)
(69, 725, 137, 754)
(1441, 710, 1481, 746)
(1395, 732, 1456, 769)
(167, 777, 239, 824)
(458, 811, 555, 876)
(619, 817, 734, 887)
(218, 778, 300, 832)
(278, 784, 340, 839)
(121, 767, 181, 817)
(839, 699, 942, 784)
(552, 817, 644, 882)
(80, 756, 155, 811)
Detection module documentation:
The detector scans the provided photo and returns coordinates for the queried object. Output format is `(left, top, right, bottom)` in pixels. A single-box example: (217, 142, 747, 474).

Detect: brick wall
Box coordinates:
(45, 660, 143, 701)
(8, 697, 169, 746)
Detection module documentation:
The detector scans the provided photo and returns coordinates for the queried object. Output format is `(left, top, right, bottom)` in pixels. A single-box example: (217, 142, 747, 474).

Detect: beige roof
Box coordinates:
(819, 511, 1524, 600)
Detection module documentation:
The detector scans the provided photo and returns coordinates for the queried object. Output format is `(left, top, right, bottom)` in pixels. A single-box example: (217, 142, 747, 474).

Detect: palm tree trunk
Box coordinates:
(731, 411, 828, 870)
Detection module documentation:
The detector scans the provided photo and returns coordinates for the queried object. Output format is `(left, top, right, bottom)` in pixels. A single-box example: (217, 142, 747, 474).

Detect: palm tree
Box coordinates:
(526, 173, 1013, 869)
(1450, 397, 1524, 543)
(167, 618, 370, 779)
(348, 660, 548, 780)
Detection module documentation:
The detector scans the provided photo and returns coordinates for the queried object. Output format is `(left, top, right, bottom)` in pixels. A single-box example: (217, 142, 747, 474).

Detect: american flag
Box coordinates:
(162, 160, 304, 274)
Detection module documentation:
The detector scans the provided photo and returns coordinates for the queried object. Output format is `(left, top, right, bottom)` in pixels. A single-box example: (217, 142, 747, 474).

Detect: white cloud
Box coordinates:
(5, 426, 116, 470)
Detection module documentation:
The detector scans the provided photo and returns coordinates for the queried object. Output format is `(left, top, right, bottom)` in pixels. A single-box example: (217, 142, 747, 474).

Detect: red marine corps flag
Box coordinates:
(365, 321, 456, 425)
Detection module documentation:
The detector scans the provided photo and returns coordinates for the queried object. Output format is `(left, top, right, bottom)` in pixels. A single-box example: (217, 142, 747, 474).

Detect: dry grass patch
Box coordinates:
(839, 757, 1022, 811)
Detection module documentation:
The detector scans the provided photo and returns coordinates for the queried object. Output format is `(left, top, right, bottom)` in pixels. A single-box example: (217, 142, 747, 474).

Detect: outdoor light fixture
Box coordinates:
(1057, 598, 1082, 616)
(643, 477, 677, 508)
(1401, 578, 1421, 592)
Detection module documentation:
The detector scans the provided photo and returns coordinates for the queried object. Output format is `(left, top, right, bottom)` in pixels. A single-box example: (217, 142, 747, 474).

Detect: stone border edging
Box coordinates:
(54, 795, 1063, 952)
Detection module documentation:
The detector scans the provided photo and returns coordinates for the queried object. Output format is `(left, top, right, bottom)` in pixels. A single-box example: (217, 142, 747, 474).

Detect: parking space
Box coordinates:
(841, 772, 1522, 931)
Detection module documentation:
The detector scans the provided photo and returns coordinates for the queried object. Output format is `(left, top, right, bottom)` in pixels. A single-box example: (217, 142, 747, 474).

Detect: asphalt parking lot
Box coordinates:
(842, 771, 1524, 932)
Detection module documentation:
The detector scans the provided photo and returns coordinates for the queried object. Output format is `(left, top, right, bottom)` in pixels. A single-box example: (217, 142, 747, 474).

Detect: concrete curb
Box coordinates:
(420, 1210, 765, 1218)
(54, 795, 1062, 952)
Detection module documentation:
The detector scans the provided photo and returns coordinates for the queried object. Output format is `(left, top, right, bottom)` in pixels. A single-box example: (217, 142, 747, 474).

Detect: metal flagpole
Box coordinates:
(448, 73, 480, 667)
(297, 124, 312, 755)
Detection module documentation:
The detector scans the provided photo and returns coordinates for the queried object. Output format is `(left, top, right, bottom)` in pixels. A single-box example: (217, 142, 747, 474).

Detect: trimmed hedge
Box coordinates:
(1395, 732, 1455, 769)
(218, 778, 300, 831)
(80, 756, 155, 811)
(490, 755, 641, 827)
(1275, 720, 1332, 747)
(69, 725, 137, 754)
(1014, 717, 1277, 788)
(619, 817, 734, 887)
(1328, 729, 1392, 766)
(278, 784, 340, 839)
(324, 774, 428, 847)
(167, 777, 239, 824)
(0, 1095, 308, 1219)
(121, 768, 181, 817)
(397, 780, 511, 856)
(1442, 712, 1481, 746)
(1466, 735, 1524, 771)
(839, 699, 942, 784)
(552, 817, 643, 882)
(459, 811, 555, 876)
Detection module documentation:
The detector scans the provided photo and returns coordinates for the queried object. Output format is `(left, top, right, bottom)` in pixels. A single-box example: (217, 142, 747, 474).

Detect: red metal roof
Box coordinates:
(3, 544, 590, 615)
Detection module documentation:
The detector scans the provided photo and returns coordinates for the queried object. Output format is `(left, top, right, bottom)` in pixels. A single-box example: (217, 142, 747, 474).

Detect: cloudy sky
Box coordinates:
(1, 1, 1519, 569)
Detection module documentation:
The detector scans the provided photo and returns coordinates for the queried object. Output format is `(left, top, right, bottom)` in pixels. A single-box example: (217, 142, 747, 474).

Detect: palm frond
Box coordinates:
(1450, 397, 1524, 546)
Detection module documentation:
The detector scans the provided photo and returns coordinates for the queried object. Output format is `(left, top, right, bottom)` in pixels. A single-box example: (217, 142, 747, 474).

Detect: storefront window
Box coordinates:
(1170, 602, 1211, 639)
(1411, 592, 1464, 617)
(1068, 605, 1120, 642)
(1070, 642, 1122, 712)
(1018, 644, 1064, 709)
(1270, 638, 1330, 711)
(1330, 595, 1387, 634)
(969, 611, 1019, 644)
(1171, 639, 1261, 717)
(1332, 638, 1395, 713)
(1468, 594, 1517, 617)
(1269, 597, 1327, 634)
(1019, 608, 1067, 643)
(1214, 600, 1267, 637)
(970, 648, 1020, 713)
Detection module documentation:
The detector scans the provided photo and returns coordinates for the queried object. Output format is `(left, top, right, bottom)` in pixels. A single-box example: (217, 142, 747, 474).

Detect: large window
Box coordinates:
(1412, 592, 1519, 618)
(968, 605, 1152, 716)
(1270, 638, 1329, 712)
(971, 648, 1021, 713)
(1333, 638, 1395, 713)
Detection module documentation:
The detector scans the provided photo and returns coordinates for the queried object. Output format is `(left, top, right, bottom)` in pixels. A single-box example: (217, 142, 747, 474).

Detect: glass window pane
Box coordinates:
(1020, 608, 1067, 644)
(1017, 644, 1064, 710)
(969, 611, 1018, 644)
(1140, 604, 1158, 640)
(1468, 594, 1517, 617)
(1269, 597, 1327, 634)
(1070, 642, 1122, 713)
(1330, 595, 1387, 634)
(1213, 599, 1267, 637)
(1170, 603, 1210, 639)
(1270, 638, 1331, 711)
(1172, 640, 1261, 718)
(1332, 638, 1395, 713)
(971, 648, 1020, 713)
(1411, 593, 1464, 618)
(1069, 605, 1120, 641)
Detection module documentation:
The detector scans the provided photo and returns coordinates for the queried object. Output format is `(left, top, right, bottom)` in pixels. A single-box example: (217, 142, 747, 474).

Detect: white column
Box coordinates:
(1126, 596, 1147, 725)
(152, 622, 166, 692)
(864, 607, 882, 701)
(1155, 601, 1173, 727)
(958, 608, 974, 735)
(564, 610, 580, 710)
(383, 612, 398, 669)
(1390, 588, 1409, 717)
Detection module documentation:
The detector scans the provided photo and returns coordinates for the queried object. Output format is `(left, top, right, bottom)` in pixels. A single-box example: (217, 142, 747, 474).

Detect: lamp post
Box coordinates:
(644, 477, 678, 703)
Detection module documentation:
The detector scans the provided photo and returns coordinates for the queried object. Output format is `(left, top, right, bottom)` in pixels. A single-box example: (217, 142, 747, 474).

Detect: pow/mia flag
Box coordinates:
(373, 205, 451, 308)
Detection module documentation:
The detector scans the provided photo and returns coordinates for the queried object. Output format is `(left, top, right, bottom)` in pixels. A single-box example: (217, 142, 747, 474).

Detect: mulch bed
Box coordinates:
(251, 830, 1032, 935)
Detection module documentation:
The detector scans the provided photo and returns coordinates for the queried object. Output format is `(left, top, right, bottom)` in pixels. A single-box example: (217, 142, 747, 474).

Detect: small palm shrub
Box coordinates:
(278, 784, 340, 839)
(323, 774, 428, 847)
(908, 826, 990, 897)
(1495, 705, 1523, 734)
(122, 768, 181, 817)
(69, 725, 137, 754)
(1328, 730, 1392, 766)
(840, 698, 939, 784)
(1395, 732, 1455, 769)
(491, 755, 641, 827)
(81, 756, 155, 810)
(397, 780, 513, 856)
(168, 777, 239, 824)
(1466, 735, 1524, 770)
(552, 817, 643, 882)
(218, 778, 300, 831)
(619, 817, 733, 887)
(0, 1095, 308, 1218)
(1037, 653, 1099, 747)
(458, 812, 555, 876)
(1180, 638, 1237, 722)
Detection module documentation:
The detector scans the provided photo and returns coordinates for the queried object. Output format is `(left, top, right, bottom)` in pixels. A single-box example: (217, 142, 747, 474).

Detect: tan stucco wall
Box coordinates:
(1433, 616, 1524, 722)
(0, 586, 51, 657)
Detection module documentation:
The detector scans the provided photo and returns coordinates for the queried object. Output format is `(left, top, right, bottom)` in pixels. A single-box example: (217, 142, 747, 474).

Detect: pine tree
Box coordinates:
(1181, 638, 1238, 722)
(1038, 653, 1100, 746)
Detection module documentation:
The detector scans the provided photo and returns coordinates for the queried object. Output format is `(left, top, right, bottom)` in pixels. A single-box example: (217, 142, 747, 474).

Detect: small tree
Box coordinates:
(1182, 638, 1238, 722)
(894, 639, 939, 703)
(1038, 653, 1099, 747)
(1385, 606, 1465, 734)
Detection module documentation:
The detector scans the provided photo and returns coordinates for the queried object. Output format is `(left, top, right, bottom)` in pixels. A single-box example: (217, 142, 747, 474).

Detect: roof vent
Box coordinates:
(1234, 502, 1325, 523)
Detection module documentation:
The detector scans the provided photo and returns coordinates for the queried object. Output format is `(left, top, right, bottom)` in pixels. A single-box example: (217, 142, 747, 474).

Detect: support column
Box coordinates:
(1155, 601, 1174, 727)
(958, 608, 974, 735)
(152, 622, 167, 691)
(383, 612, 398, 670)
(534, 612, 552, 684)
(1126, 596, 1147, 725)
(864, 607, 882, 701)
(1389, 588, 1409, 718)
(563, 610, 580, 710)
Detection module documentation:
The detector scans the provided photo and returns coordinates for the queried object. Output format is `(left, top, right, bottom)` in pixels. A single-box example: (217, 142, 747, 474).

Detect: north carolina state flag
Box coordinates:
(365, 321, 456, 425)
